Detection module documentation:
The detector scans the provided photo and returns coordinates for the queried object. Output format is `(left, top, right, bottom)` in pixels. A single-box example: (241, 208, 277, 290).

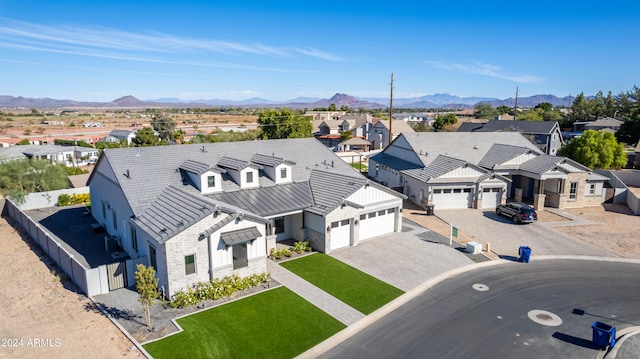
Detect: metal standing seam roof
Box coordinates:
(134, 185, 268, 242)
(250, 153, 296, 167)
(220, 227, 263, 245)
(474, 119, 558, 134)
(369, 152, 423, 171)
(401, 155, 469, 182)
(307, 169, 367, 215)
(217, 156, 261, 171)
(179, 159, 224, 176)
(207, 181, 313, 217)
(478, 144, 538, 169)
(518, 155, 574, 174)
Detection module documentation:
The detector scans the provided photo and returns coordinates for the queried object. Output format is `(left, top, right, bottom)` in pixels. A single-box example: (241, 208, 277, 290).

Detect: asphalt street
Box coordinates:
(320, 259, 640, 359)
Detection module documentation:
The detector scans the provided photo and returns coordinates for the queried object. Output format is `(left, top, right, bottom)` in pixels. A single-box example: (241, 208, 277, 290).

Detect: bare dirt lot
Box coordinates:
(0, 211, 143, 359)
(552, 203, 640, 259)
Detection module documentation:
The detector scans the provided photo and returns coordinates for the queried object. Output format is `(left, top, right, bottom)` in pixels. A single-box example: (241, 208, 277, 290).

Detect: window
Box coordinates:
(130, 227, 138, 252)
(112, 210, 117, 230)
(274, 217, 285, 234)
(378, 210, 386, 216)
(232, 243, 248, 269)
(453, 189, 462, 193)
(463, 188, 472, 193)
(149, 245, 157, 269)
(387, 208, 396, 214)
(360, 214, 367, 220)
(433, 189, 442, 194)
(369, 212, 377, 218)
(246, 171, 254, 183)
(589, 184, 596, 195)
(443, 189, 452, 194)
(280, 168, 287, 179)
(483, 188, 491, 192)
(331, 221, 339, 228)
(207, 175, 216, 187)
(341, 219, 349, 226)
(569, 182, 578, 200)
(185, 254, 196, 275)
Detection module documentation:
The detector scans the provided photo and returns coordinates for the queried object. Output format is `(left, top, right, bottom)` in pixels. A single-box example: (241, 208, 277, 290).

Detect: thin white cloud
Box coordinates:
(0, 18, 338, 61)
(295, 47, 344, 61)
(425, 60, 545, 84)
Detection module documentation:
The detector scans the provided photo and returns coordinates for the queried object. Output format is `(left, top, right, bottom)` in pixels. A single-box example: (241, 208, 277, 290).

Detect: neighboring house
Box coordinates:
(457, 119, 565, 155)
(596, 169, 640, 215)
(308, 110, 345, 130)
(315, 113, 373, 148)
(368, 119, 415, 149)
(368, 132, 608, 211)
(573, 117, 624, 132)
(392, 112, 433, 127)
(0, 144, 77, 166)
(88, 138, 405, 298)
(100, 128, 159, 145)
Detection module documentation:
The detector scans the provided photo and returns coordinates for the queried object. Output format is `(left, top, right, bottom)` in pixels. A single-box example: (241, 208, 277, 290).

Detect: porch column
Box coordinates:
(533, 180, 545, 210)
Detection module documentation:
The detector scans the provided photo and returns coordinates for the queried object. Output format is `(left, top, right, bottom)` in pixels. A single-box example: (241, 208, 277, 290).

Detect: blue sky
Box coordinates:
(1, 1, 639, 102)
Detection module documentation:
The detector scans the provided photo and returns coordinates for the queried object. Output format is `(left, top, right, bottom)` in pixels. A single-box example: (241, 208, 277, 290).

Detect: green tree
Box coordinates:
(151, 113, 176, 141)
(340, 131, 353, 142)
(329, 103, 337, 111)
(569, 92, 591, 123)
(257, 109, 312, 139)
(16, 139, 31, 145)
(617, 117, 640, 146)
(411, 122, 431, 132)
(134, 264, 160, 328)
(433, 113, 458, 130)
(474, 103, 498, 119)
(132, 127, 160, 146)
(534, 103, 553, 112)
(496, 105, 513, 115)
(558, 130, 627, 169)
(0, 160, 70, 202)
(590, 91, 606, 118)
(605, 91, 616, 117)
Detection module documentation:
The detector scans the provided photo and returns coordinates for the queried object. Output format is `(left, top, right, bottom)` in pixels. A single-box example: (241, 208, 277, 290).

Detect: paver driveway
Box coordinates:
(432, 208, 613, 258)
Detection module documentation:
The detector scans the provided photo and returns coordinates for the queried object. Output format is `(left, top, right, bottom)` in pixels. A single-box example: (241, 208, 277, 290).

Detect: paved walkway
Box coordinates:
(267, 260, 364, 326)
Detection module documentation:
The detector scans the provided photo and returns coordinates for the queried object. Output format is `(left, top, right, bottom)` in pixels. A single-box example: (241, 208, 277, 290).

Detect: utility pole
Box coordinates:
(513, 86, 519, 120)
(389, 72, 394, 147)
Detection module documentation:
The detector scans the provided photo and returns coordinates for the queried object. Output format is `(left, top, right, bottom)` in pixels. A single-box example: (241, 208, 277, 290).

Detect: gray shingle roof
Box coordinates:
(399, 132, 543, 167)
(92, 138, 362, 217)
(473, 119, 558, 134)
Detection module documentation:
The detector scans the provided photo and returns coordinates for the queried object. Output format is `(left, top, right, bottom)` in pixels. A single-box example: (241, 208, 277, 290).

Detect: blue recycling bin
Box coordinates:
(518, 246, 531, 263)
(592, 321, 616, 350)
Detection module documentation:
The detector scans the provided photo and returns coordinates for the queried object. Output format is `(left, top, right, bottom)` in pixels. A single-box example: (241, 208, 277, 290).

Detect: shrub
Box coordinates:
(292, 241, 311, 254)
(57, 193, 91, 207)
(169, 272, 271, 308)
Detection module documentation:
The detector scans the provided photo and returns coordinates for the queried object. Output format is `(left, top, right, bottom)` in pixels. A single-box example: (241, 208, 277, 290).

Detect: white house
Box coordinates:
(88, 138, 405, 297)
(369, 132, 609, 211)
(368, 119, 415, 149)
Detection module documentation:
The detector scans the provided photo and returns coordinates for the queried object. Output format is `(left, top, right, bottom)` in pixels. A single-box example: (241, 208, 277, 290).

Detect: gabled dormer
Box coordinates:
(251, 153, 296, 184)
(217, 156, 261, 189)
(179, 159, 226, 194)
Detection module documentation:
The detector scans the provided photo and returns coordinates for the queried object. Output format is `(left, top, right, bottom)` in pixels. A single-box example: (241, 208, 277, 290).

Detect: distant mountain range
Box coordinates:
(0, 93, 576, 110)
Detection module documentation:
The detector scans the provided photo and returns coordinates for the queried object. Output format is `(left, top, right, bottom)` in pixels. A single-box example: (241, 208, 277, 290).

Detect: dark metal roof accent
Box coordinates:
(369, 152, 423, 171)
(220, 227, 262, 246)
(401, 155, 468, 182)
(179, 159, 225, 175)
(473, 119, 558, 135)
(251, 153, 296, 167)
(307, 169, 366, 215)
(199, 214, 236, 239)
(208, 182, 313, 217)
(217, 156, 262, 171)
(478, 144, 533, 169)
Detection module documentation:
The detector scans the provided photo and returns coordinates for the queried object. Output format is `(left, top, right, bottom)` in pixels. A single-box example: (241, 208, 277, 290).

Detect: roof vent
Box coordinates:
(201, 146, 207, 153)
(124, 169, 131, 178)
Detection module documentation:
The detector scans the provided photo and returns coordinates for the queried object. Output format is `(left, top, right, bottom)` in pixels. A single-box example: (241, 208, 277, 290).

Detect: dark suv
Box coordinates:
(495, 203, 537, 224)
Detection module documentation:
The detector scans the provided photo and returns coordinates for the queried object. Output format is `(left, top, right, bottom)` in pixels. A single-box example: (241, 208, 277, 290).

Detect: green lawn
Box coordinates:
(143, 287, 345, 359)
(350, 162, 368, 172)
(280, 253, 404, 314)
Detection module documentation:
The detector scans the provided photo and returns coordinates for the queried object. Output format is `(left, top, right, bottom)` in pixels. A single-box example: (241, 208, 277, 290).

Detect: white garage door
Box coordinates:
(432, 188, 472, 209)
(481, 187, 502, 209)
(359, 208, 396, 241)
(330, 219, 351, 250)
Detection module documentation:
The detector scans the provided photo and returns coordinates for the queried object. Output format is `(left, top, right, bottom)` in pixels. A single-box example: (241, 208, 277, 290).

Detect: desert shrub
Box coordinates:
(169, 272, 271, 308)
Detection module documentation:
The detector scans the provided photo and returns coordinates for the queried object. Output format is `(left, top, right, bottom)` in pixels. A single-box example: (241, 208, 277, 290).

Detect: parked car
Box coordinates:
(496, 203, 537, 224)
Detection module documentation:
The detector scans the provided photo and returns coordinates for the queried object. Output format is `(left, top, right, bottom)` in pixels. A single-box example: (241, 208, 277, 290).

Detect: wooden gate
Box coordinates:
(106, 261, 127, 291)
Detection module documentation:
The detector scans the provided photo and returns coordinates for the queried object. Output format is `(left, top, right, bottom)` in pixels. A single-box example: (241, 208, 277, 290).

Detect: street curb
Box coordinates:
(296, 259, 509, 358)
(601, 327, 640, 359)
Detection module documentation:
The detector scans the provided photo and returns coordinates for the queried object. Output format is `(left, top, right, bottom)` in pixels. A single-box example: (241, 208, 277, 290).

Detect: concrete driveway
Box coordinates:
(432, 208, 613, 258)
(328, 220, 474, 292)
